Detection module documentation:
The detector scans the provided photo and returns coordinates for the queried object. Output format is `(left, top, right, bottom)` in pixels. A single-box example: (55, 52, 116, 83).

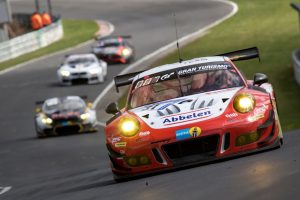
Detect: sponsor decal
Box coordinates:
(157, 99, 185, 110)
(225, 113, 238, 118)
(139, 131, 150, 137)
(114, 142, 127, 148)
(51, 112, 80, 119)
(254, 105, 268, 115)
(112, 137, 121, 143)
(176, 126, 202, 140)
(177, 64, 230, 76)
(162, 110, 211, 124)
(134, 72, 176, 89)
(248, 114, 264, 122)
(189, 127, 202, 137)
(161, 72, 175, 80)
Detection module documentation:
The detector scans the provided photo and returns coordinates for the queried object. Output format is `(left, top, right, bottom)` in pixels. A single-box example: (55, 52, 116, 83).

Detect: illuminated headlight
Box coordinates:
(89, 68, 101, 75)
(233, 93, 255, 113)
(80, 113, 90, 120)
(118, 117, 140, 137)
(122, 48, 131, 56)
(60, 70, 70, 77)
(42, 117, 53, 125)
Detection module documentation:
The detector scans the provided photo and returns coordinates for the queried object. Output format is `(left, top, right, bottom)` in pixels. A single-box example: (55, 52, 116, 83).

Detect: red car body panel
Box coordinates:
(105, 56, 283, 179)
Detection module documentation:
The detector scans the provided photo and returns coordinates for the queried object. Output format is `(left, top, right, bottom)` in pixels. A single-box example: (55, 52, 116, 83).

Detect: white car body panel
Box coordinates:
(130, 87, 242, 129)
(57, 54, 107, 85)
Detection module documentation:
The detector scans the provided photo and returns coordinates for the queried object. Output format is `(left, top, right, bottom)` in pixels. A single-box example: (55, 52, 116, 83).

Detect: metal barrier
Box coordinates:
(0, 19, 63, 63)
(291, 3, 300, 86)
(292, 49, 300, 85)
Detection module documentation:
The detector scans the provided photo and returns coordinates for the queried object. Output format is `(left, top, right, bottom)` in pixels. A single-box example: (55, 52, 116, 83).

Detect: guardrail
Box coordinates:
(292, 49, 300, 85)
(291, 3, 300, 86)
(0, 19, 63, 63)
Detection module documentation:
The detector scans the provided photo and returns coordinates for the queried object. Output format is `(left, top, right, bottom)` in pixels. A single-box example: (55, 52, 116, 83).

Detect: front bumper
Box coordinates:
(59, 73, 101, 85)
(39, 123, 97, 136)
(108, 110, 282, 179)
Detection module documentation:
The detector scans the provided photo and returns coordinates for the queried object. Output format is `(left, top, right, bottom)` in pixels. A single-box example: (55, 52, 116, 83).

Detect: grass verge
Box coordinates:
(119, 0, 300, 131)
(0, 19, 98, 71)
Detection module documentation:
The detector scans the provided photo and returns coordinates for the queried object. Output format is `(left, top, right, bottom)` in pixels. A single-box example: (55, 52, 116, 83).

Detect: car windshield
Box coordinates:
(97, 41, 121, 47)
(67, 57, 95, 65)
(43, 97, 86, 114)
(129, 62, 244, 108)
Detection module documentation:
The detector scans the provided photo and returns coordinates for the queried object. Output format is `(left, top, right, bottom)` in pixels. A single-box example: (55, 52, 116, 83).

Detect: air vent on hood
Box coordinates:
(157, 104, 181, 116)
(191, 98, 216, 110)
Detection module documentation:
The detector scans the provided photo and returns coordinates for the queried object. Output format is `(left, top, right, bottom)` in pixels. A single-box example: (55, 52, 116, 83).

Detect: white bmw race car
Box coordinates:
(35, 96, 98, 138)
(57, 54, 107, 85)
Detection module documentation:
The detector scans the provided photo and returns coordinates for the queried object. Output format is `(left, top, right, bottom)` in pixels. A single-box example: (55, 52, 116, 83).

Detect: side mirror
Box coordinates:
(105, 102, 119, 115)
(253, 73, 268, 86)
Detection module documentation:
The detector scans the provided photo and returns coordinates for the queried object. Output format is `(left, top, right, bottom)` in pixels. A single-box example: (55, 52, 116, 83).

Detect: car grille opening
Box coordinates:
(162, 135, 219, 165)
(224, 132, 230, 151)
(54, 125, 81, 134)
(71, 78, 89, 85)
(152, 148, 164, 164)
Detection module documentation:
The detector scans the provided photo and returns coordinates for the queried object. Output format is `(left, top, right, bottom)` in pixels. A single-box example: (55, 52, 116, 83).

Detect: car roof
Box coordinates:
(66, 54, 97, 60)
(133, 56, 229, 81)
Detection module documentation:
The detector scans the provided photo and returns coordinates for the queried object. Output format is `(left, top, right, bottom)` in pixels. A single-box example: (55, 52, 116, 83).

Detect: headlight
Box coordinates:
(90, 68, 101, 75)
(118, 117, 140, 137)
(60, 70, 70, 77)
(41, 117, 53, 125)
(233, 93, 255, 113)
(80, 113, 90, 120)
(122, 48, 131, 56)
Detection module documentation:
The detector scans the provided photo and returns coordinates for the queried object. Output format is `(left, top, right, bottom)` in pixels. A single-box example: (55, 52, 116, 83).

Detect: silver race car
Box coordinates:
(34, 96, 98, 138)
(57, 54, 107, 85)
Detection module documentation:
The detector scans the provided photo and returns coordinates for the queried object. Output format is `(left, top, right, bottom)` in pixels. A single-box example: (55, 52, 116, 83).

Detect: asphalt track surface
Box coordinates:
(1, 1, 299, 200)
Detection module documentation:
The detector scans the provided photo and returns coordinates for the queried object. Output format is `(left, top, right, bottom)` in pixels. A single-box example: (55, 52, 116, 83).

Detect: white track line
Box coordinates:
(0, 20, 114, 76)
(0, 186, 12, 195)
(93, 0, 238, 127)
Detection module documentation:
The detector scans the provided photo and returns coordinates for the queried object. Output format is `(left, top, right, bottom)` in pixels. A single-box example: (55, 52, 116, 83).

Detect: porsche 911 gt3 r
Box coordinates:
(92, 36, 134, 64)
(57, 54, 107, 85)
(105, 47, 283, 181)
(35, 96, 97, 138)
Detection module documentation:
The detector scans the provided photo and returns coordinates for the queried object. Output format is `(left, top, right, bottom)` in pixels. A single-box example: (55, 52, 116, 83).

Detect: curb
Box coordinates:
(93, 0, 239, 127)
(0, 20, 115, 76)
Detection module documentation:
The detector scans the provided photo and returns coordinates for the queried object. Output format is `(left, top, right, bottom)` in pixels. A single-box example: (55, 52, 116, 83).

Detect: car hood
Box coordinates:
(93, 46, 119, 54)
(44, 111, 81, 119)
(60, 63, 98, 72)
(129, 87, 242, 129)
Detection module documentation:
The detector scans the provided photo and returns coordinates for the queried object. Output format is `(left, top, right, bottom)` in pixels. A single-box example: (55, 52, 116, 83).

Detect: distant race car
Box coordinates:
(92, 35, 134, 64)
(105, 47, 283, 181)
(35, 96, 97, 138)
(57, 54, 107, 85)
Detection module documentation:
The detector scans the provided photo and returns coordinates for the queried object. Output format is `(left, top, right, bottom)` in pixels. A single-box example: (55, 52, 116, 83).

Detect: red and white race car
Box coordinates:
(105, 47, 283, 181)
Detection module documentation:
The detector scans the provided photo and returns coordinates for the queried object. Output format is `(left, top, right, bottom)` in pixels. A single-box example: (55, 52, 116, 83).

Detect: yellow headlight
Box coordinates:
(233, 93, 255, 113)
(122, 48, 131, 56)
(80, 113, 90, 120)
(60, 70, 70, 77)
(42, 117, 53, 125)
(119, 117, 140, 137)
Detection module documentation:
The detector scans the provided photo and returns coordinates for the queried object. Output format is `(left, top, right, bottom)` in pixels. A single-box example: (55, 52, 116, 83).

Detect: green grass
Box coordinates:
(0, 19, 98, 71)
(120, 0, 300, 131)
